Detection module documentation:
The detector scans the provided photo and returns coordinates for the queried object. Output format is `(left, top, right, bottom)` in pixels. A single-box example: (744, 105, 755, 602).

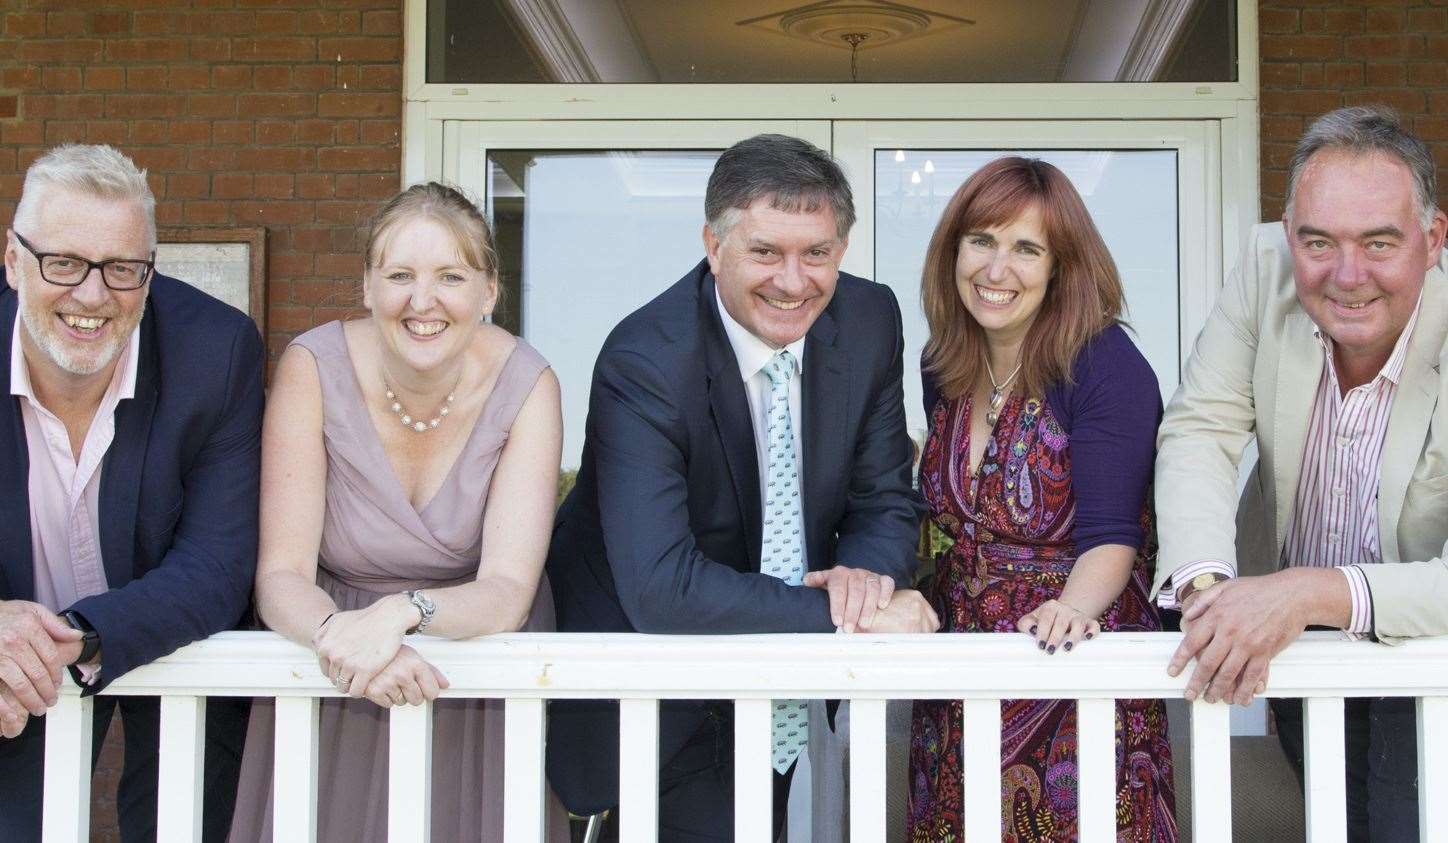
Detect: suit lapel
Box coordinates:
(802, 308, 848, 571)
(0, 291, 35, 600)
(1378, 267, 1448, 562)
(98, 301, 157, 588)
(702, 278, 763, 569)
(1272, 310, 1324, 558)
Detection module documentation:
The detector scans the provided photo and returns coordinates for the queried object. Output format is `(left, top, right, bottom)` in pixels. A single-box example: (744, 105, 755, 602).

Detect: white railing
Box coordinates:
(39, 631, 1448, 842)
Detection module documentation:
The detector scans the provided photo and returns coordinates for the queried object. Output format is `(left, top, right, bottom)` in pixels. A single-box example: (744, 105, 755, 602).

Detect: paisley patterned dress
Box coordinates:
(906, 392, 1177, 842)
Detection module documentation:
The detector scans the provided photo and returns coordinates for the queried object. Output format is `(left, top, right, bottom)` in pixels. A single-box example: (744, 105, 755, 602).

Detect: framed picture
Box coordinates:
(155, 227, 267, 337)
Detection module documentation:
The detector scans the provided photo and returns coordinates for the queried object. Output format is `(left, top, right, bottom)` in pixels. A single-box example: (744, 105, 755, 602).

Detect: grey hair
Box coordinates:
(705, 134, 855, 241)
(13, 144, 156, 248)
(1286, 106, 1438, 231)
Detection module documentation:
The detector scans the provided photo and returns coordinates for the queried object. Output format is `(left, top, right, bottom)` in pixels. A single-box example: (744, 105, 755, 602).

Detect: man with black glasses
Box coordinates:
(0, 144, 264, 841)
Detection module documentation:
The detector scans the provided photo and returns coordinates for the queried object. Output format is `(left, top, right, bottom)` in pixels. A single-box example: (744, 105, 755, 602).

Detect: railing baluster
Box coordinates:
(733, 698, 773, 841)
(1189, 699, 1232, 841)
(1077, 697, 1115, 842)
(388, 703, 434, 842)
(1304, 696, 1347, 843)
(158, 695, 206, 842)
(273, 696, 319, 843)
(503, 697, 546, 842)
(619, 698, 660, 843)
(961, 698, 1002, 841)
(41, 688, 92, 843)
(1419, 696, 1448, 841)
(848, 699, 887, 843)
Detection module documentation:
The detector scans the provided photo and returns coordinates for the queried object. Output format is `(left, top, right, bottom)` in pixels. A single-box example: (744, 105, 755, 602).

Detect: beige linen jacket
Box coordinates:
(1154, 222, 1448, 643)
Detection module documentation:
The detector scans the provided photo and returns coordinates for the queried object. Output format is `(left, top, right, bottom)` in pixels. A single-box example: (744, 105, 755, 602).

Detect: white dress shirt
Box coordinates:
(714, 287, 809, 570)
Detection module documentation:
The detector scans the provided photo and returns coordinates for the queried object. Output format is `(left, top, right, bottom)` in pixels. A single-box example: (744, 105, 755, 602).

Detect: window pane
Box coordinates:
(429, 0, 1236, 84)
(488, 150, 719, 468)
(873, 149, 1180, 445)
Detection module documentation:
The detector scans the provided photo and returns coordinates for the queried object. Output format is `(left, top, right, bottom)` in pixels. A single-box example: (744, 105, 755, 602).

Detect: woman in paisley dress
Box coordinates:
(906, 157, 1176, 842)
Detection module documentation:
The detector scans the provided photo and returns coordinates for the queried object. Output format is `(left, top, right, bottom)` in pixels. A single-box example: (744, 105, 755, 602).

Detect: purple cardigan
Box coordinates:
(921, 323, 1162, 554)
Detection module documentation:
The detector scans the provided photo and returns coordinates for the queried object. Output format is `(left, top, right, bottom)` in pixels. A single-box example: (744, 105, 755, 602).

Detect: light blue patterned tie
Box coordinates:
(761, 350, 807, 774)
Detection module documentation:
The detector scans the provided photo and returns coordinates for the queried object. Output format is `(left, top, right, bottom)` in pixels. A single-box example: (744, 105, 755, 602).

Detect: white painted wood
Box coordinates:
(105, 630, 1448, 701)
(388, 702, 434, 843)
(272, 696, 319, 843)
(503, 697, 546, 843)
(1077, 698, 1116, 842)
(1303, 696, 1348, 843)
(1190, 700, 1233, 842)
(848, 699, 887, 843)
(734, 698, 773, 841)
(41, 689, 92, 843)
(1419, 697, 1448, 841)
(619, 699, 660, 843)
(960, 698, 1003, 842)
(158, 695, 206, 842)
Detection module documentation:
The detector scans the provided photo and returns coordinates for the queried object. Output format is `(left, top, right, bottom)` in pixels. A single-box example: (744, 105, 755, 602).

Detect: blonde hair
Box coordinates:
(364, 182, 498, 277)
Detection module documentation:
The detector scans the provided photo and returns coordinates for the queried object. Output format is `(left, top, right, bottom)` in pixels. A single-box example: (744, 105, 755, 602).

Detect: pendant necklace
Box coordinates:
(984, 356, 1023, 426)
(383, 368, 464, 433)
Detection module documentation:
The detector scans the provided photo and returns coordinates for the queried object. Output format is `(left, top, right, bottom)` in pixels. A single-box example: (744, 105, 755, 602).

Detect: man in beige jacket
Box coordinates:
(1155, 105, 1448, 841)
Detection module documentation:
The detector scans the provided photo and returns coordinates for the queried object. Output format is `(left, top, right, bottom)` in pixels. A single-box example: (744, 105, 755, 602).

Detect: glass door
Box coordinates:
(834, 120, 1219, 446)
(447, 120, 831, 469)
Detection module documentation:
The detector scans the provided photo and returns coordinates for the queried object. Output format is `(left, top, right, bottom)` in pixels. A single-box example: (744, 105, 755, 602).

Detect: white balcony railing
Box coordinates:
(38, 631, 1448, 842)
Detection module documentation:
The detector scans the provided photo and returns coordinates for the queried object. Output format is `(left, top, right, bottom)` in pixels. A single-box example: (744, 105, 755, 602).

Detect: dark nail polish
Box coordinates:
(1085, 632, 1094, 640)
(1046, 645, 1056, 654)
(1029, 625, 1038, 635)
(1064, 642, 1073, 651)
(1038, 640, 1046, 650)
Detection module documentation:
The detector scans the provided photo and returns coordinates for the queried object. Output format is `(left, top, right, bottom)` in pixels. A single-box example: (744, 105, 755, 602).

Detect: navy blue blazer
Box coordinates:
(545, 259, 924, 812)
(0, 268, 264, 695)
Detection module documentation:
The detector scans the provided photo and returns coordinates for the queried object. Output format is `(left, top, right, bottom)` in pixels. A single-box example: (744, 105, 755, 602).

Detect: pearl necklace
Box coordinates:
(384, 371, 462, 433)
(984, 356, 1023, 426)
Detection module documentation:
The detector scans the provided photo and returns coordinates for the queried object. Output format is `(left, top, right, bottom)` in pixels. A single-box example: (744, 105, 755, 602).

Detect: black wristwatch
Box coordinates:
(60, 610, 101, 665)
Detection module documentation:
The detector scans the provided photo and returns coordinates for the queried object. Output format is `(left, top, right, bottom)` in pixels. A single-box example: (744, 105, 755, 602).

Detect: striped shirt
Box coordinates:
(1160, 301, 1422, 638)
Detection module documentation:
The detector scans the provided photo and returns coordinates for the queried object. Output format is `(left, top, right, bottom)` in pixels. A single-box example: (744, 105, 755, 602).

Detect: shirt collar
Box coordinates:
(10, 309, 141, 404)
(714, 285, 805, 382)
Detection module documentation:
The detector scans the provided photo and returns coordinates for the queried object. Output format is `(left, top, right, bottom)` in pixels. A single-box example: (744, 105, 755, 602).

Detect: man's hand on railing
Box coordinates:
(0, 600, 84, 721)
(1016, 599, 1101, 654)
(359, 645, 450, 708)
(802, 567, 895, 633)
(1167, 573, 1305, 706)
(855, 589, 940, 633)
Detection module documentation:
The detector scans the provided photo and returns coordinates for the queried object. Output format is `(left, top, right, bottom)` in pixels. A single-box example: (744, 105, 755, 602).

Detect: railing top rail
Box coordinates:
(91, 631, 1448, 700)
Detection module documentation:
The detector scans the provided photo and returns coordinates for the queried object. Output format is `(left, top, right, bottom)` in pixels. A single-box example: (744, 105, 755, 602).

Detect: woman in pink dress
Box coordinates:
(229, 183, 569, 841)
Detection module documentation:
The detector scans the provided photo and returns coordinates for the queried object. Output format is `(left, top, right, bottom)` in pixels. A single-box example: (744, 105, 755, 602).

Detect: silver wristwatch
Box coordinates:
(403, 589, 435, 634)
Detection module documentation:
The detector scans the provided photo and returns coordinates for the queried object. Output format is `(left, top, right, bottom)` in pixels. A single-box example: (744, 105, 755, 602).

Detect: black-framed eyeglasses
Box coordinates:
(12, 232, 155, 291)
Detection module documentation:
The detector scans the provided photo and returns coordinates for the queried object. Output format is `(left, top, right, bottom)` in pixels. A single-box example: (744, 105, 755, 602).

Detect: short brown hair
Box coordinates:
(921, 156, 1124, 401)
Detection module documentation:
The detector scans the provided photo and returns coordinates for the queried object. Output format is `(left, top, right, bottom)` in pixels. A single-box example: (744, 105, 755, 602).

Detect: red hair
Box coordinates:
(921, 157, 1125, 400)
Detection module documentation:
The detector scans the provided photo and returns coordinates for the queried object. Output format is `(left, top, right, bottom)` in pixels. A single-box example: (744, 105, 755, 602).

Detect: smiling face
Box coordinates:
(362, 214, 497, 378)
(4, 189, 151, 384)
(954, 202, 1055, 348)
(1286, 148, 1448, 368)
(703, 198, 847, 348)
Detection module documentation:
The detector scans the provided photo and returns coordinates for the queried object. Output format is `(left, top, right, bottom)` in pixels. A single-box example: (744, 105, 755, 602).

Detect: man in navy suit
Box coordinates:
(0, 145, 263, 841)
(546, 134, 938, 840)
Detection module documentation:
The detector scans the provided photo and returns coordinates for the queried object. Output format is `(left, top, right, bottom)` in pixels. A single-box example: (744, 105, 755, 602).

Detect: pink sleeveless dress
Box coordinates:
(228, 321, 569, 842)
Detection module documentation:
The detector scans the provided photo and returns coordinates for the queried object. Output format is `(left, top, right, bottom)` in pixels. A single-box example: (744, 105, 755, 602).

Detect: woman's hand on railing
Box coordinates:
(359, 645, 450, 708)
(1017, 600, 1101, 654)
(312, 595, 418, 697)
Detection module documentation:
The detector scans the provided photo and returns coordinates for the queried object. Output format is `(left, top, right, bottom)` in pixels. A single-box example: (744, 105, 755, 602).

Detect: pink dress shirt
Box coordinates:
(10, 312, 139, 677)
(1160, 302, 1421, 638)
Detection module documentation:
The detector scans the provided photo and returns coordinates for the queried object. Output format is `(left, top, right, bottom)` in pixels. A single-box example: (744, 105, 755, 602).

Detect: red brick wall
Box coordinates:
(0, 0, 403, 365)
(1259, 0, 1448, 221)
